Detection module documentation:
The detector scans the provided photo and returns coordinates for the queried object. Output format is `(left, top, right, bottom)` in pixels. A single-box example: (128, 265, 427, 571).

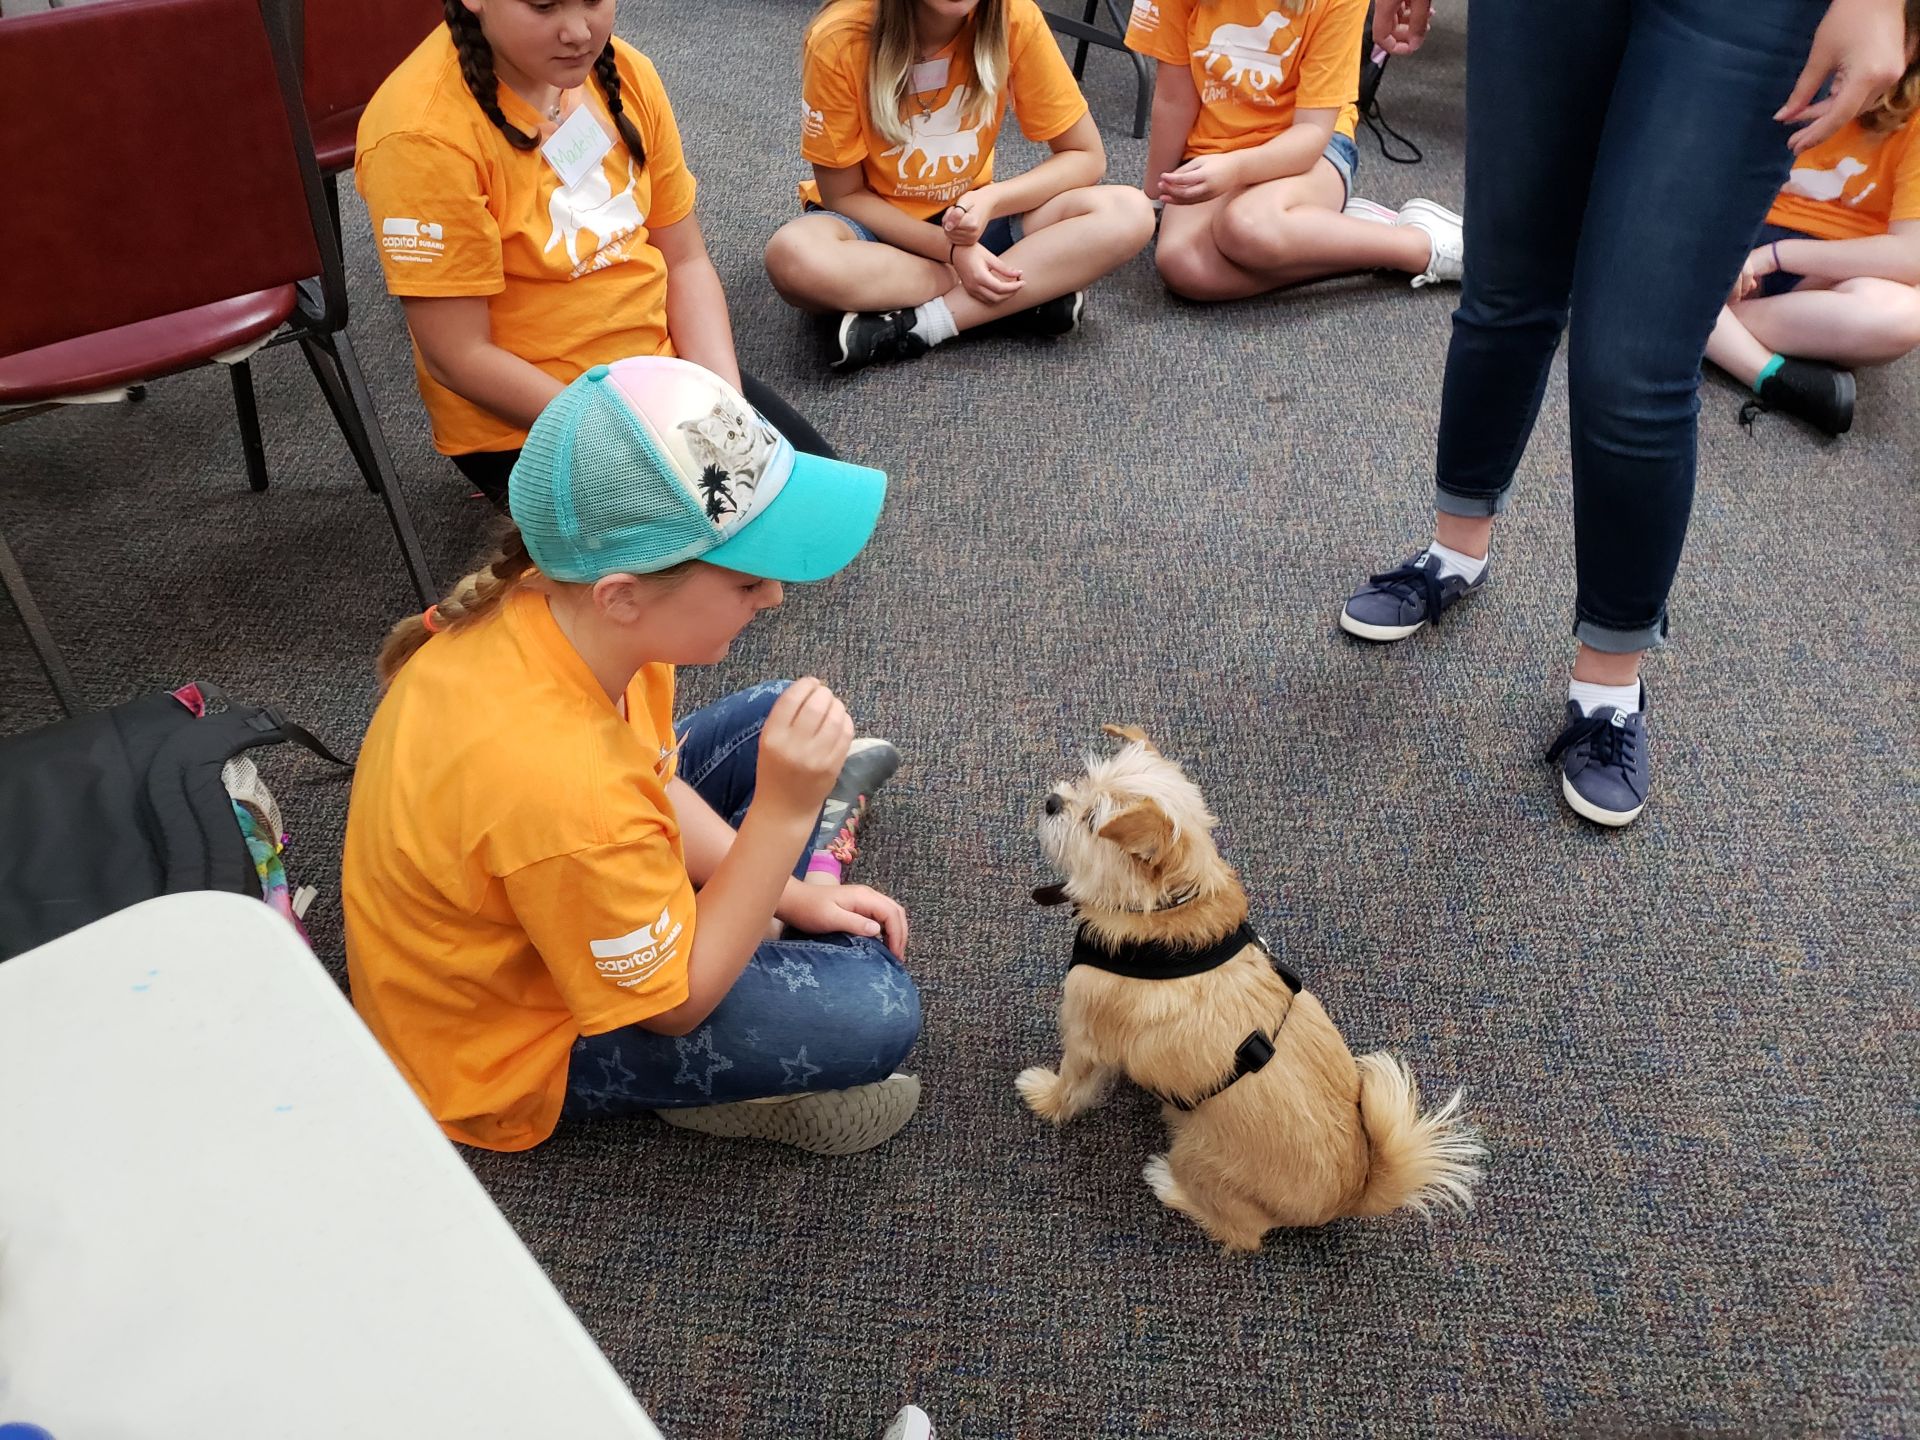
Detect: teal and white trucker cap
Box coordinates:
(509, 357, 887, 583)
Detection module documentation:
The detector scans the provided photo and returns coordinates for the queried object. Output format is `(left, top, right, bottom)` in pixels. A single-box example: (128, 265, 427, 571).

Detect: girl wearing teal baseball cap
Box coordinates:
(342, 358, 920, 1156)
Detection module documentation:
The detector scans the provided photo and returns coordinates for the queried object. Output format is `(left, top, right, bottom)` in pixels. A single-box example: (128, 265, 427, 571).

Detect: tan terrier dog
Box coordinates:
(1017, 726, 1485, 1250)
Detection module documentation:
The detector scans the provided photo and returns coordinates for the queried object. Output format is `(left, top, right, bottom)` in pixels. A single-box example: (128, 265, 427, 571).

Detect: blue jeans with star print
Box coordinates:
(561, 682, 921, 1118)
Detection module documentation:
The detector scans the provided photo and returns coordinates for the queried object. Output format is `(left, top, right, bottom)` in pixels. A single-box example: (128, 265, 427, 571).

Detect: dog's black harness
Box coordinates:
(1035, 885, 1303, 1112)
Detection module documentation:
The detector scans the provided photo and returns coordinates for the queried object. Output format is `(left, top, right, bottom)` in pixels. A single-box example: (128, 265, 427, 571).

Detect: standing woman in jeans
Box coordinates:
(1340, 0, 1907, 826)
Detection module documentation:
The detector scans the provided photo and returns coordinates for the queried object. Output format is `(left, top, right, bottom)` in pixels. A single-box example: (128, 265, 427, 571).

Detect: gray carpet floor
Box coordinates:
(3, 4, 1916, 1436)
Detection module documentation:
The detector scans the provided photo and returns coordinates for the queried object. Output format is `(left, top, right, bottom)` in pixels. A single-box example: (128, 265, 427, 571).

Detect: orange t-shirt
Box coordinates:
(799, 0, 1090, 218)
(355, 29, 697, 456)
(343, 589, 695, 1152)
(1126, 0, 1365, 154)
(1766, 114, 1920, 242)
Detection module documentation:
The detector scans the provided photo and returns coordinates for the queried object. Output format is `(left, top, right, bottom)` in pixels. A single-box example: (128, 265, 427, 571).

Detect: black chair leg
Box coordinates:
(0, 525, 82, 717)
(229, 360, 270, 493)
(1072, 0, 1096, 77)
(298, 334, 380, 492)
(300, 330, 436, 605)
(325, 172, 343, 247)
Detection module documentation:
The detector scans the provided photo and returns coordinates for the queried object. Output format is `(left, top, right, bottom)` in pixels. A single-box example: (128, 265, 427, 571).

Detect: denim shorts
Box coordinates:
(802, 200, 1026, 255)
(1750, 221, 1815, 299)
(1323, 131, 1359, 203)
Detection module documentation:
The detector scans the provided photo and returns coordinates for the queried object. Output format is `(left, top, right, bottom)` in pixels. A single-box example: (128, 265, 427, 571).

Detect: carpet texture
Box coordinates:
(1, 4, 1915, 1437)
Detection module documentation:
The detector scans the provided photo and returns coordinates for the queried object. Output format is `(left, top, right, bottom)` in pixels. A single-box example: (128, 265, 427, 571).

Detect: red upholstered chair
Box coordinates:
(298, 0, 444, 231)
(0, 0, 434, 715)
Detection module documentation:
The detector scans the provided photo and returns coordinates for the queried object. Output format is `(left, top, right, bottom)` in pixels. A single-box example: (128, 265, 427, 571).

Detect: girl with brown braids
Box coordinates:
(356, 0, 832, 506)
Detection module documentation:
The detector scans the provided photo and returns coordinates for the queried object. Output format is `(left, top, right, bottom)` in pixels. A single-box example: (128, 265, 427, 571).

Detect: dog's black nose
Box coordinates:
(1044, 793, 1064, 816)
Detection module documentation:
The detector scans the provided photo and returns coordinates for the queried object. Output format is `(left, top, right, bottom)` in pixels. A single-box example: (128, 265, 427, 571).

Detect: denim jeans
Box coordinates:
(1434, 0, 1823, 651)
(560, 682, 921, 1119)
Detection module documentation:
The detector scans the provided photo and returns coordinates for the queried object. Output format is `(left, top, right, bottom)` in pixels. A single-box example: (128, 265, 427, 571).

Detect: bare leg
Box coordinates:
(942, 184, 1155, 331)
(1434, 511, 1494, 559)
(764, 214, 953, 315)
(1156, 163, 1434, 301)
(1572, 642, 1643, 686)
(1705, 304, 1777, 387)
(1155, 191, 1263, 301)
(1015, 1045, 1115, 1125)
(1727, 278, 1920, 369)
(1212, 161, 1432, 286)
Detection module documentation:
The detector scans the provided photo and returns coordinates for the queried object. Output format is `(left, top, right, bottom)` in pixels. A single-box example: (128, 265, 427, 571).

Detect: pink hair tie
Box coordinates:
(421, 605, 445, 634)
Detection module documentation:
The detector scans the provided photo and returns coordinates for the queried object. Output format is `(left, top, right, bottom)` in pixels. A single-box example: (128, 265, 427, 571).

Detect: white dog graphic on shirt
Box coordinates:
(545, 157, 644, 269)
(1197, 11, 1299, 93)
(883, 88, 981, 178)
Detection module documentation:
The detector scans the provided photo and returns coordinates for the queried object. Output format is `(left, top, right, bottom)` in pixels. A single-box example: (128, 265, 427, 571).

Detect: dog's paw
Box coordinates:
(1015, 1066, 1067, 1123)
(1142, 1154, 1180, 1204)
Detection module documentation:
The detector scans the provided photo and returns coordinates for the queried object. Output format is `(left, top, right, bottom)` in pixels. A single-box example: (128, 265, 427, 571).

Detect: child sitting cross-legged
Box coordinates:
(344, 358, 921, 1156)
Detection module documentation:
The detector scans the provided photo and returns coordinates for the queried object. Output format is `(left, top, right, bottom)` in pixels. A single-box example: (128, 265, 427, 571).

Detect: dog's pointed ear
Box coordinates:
(1098, 799, 1173, 866)
(1102, 723, 1159, 755)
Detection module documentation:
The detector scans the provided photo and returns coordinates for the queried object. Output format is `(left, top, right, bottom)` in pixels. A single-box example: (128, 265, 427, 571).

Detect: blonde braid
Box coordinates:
(376, 525, 537, 687)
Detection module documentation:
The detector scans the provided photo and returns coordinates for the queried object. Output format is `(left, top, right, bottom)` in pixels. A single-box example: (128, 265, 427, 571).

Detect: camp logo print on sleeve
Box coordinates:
(380, 216, 447, 264)
(590, 905, 687, 989)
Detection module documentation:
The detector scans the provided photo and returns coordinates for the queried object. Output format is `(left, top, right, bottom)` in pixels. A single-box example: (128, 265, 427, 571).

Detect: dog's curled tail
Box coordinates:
(1348, 1052, 1485, 1218)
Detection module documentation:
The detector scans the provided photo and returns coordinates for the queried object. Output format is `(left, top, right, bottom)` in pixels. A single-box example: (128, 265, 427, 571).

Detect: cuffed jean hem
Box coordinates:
(1574, 615, 1668, 653)
(1435, 485, 1512, 519)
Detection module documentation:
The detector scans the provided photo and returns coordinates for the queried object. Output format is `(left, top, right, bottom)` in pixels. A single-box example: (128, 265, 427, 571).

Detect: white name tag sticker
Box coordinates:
(541, 104, 614, 189)
(909, 57, 950, 93)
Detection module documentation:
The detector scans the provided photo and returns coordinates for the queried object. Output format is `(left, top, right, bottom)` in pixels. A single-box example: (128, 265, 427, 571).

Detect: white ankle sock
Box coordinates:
(1568, 678, 1642, 718)
(909, 297, 957, 347)
(1423, 540, 1487, 583)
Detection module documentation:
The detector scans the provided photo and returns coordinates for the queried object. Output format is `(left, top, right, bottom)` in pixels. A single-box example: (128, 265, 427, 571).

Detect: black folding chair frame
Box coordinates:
(0, 0, 435, 718)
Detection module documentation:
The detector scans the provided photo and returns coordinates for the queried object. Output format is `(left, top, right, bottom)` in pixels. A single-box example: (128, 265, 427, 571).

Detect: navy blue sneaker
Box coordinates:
(1339, 551, 1488, 642)
(833, 309, 929, 371)
(1546, 686, 1649, 827)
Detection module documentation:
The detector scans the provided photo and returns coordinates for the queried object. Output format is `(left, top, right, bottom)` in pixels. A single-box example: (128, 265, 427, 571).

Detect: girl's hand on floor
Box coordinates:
(951, 242, 1025, 304)
(1373, 0, 1433, 55)
(1159, 155, 1238, 205)
(1777, 0, 1907, 152)
(778, 883, 909, 956)
(943, 187, 997, 247)
(755, 678, 853, 822)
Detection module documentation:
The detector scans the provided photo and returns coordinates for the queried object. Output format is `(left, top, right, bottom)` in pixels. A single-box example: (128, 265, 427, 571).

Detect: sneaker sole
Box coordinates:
(831, 312, 859, 371)
(839, 736, 902, 795)
(1339, 609, 1427, 642)
(1344, 197, 1400, 224)
(1397, 198, 1463, 228)
(1561, 774, 1645, 827)
(655, 1073, 920, 1155)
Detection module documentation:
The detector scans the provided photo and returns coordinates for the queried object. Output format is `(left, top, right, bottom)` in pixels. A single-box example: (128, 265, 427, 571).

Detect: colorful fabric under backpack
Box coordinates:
(0, 684, 346, 961)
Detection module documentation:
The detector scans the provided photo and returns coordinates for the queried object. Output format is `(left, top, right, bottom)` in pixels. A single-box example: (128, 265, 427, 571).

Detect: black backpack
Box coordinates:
(0, 685, 348, 962)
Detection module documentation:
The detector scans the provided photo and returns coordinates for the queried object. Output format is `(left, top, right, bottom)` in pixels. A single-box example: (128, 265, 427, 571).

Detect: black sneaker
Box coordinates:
(1012, 289, 1085, 337)
(1545, 685, 1649, 828)
(1339, 550, 1489, 642)
(1751, 358, 1855, 436)
(833, 310, 929, 371)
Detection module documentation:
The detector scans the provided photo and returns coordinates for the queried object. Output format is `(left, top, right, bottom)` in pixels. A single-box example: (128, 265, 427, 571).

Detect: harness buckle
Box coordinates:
(1234, 1030, 1276, 1075)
